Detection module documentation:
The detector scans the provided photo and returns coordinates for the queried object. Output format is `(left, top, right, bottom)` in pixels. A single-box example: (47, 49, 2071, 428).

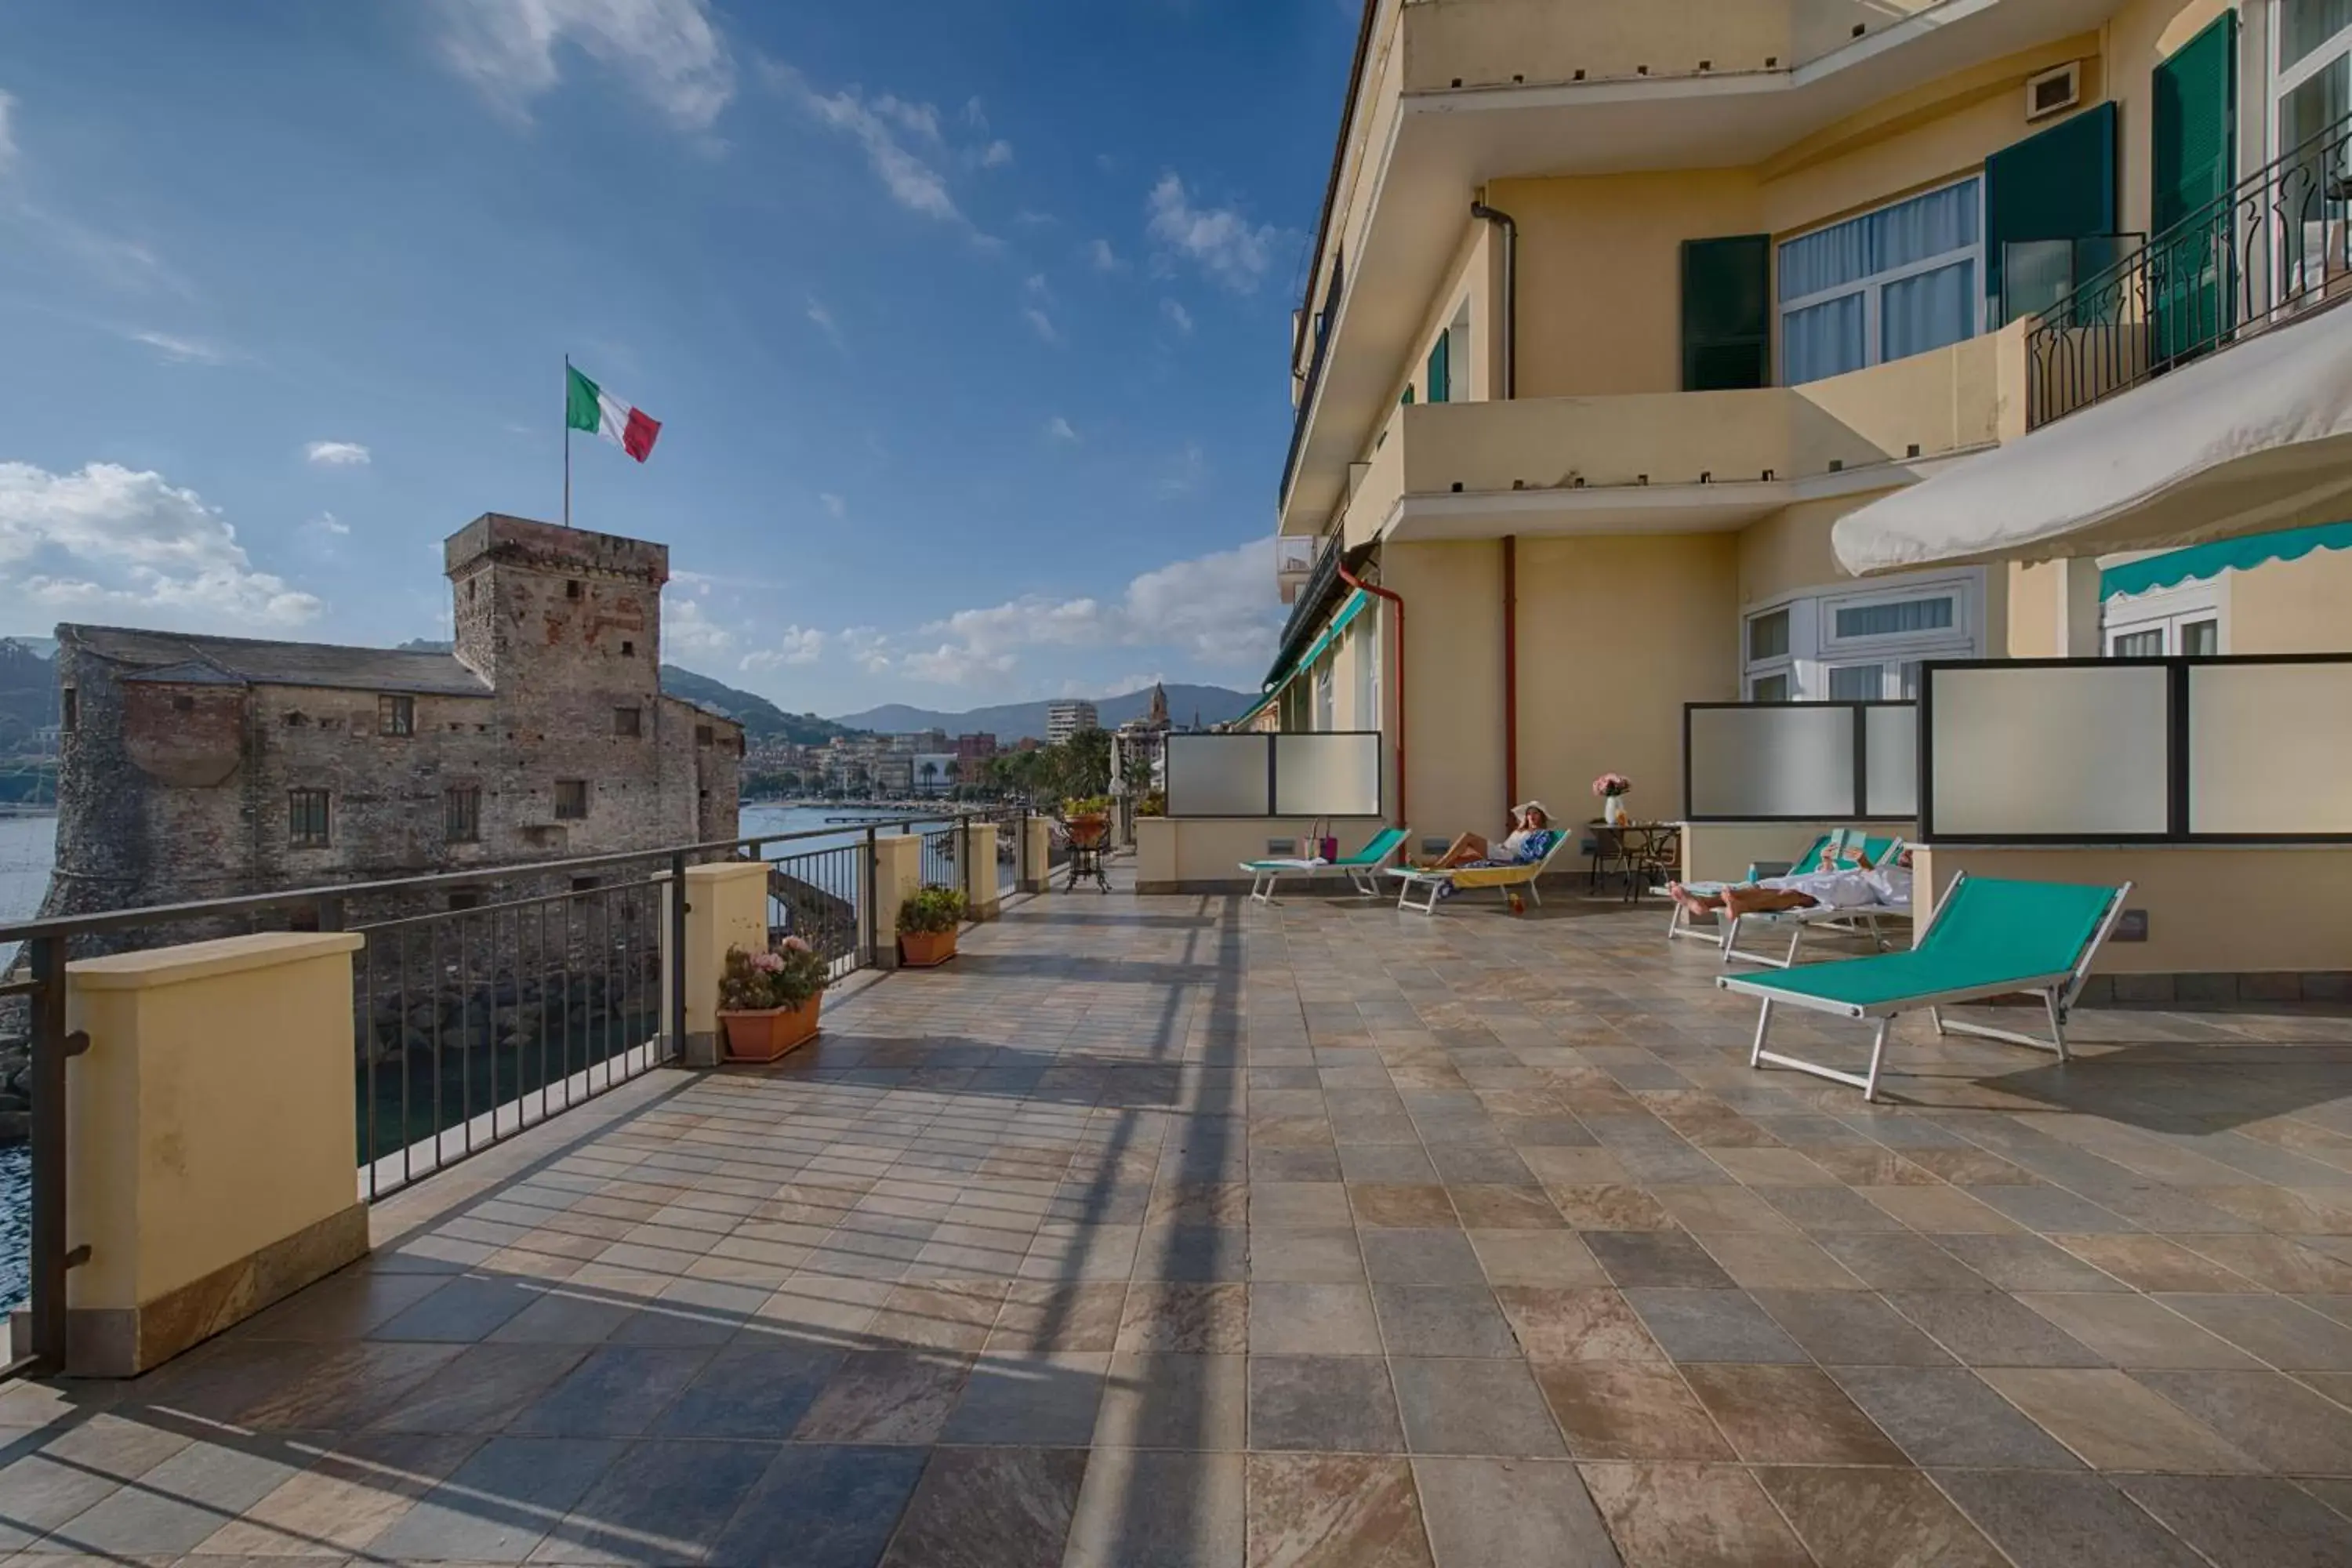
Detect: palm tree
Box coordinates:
(919, 759, 940, 797)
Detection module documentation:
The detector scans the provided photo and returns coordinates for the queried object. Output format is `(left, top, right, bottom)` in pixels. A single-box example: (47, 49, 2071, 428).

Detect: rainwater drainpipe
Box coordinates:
(1338, 562, 1407, 833)
(1472, 199, 1522, 810)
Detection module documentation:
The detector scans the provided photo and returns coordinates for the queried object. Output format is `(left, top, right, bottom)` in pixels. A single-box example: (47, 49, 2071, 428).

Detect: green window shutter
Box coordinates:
(1399, 384, 1414, 406)
(1426, 331, 1450, 403)
(1680, 235, 1770, 390)
(1985, 100, 2118, 318)
(2155, 14, 2236, 233)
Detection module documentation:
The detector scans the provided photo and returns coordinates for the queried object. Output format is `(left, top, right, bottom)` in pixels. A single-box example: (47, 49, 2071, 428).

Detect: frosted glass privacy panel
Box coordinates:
(1929, 666, 2168, 836)
(1274, 732, 1382, 817)
(1686, 706, 1857, 818)
(1864, 706, 1919, 817)
(2190, 663, 2352, 834)
(1165, 735, 1271, 816)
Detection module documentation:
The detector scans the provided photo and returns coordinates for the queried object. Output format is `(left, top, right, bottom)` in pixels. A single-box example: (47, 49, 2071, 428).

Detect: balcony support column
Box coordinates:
(1503, 534, 1519, 811)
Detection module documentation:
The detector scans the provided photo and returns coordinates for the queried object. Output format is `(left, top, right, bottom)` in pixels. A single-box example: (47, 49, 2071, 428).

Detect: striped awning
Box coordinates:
(1261, 588, 1369, 695)
(2100, 520, 2352, 599)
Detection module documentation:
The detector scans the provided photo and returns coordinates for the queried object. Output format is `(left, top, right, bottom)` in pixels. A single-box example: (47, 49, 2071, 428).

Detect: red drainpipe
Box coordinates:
(1502, 534, 1519, 811)
(1338, 562, 1406, 833)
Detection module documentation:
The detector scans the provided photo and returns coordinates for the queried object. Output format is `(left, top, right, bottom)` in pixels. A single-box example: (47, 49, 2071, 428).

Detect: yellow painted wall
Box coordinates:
(1916, 844, 2352, 975)
(1495, 169, 1763, 399)
(1381, 539, 1508, 837)
(2220, 547, 2352, 654)
(1515, 533, 1741, 826)
(2008, 561, 2065, 656)
(1138, 815, 1392, 890)
(66, 934, 365, 1312)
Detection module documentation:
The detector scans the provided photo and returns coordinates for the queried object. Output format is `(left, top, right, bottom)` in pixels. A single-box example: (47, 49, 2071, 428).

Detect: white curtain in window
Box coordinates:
(1882, 260, 1979, 363)
(1784, 294, 1866, 384)
(1780, 181, 1979, 299)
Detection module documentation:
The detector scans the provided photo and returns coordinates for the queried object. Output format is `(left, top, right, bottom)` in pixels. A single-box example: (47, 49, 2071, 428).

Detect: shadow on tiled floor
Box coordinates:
(2, 880, 2352, 1565)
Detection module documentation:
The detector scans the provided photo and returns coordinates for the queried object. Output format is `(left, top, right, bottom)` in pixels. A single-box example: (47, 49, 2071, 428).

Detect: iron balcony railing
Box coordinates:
(0, 807, 1036, 1375)
(1277, 250, 1345, 510)
(1268, 532, 1347, 684)
(2028, 108, 2352, 427)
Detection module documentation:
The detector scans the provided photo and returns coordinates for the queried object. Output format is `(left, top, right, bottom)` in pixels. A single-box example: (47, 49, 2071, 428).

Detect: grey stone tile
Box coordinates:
(2117, 1474, 2352, 1568)
(1934, 1470, 2212, 1568)
(1965, 1185, 2141, 1235)
(2016, 1292, 2263, 1369)
(368, 1436, 628, 1563)
(1936, 1232, 2131, 1293)
(1581, 1231, 1734, 1290)
(1620, 1288, 1807, 1364)
(1389, 1359, 1567, 1457)
(654, 1343, 849, 1439)
(1829, 1366, 2082, 1467)
(1248, 1281, 1382, 1355)
(366, 1343, 591, 1434)
(877, 1446, 1087, 1568)
(793, 1351, 974, 1445)
(1095, 1353, 1247, 1451)
(1246, 1228, 1364, 1283)
(2160, 1294, 2352, 1371)
(370, 1274, 540, 1342)
(1248, 1356, 1404, 1453)
(1370, 1285, 1519, 1358)
(506, 1345, 713, 1436)
(1883, 1290, 2105, 1367)
(939, 1352, 1108, 1446)
(528, 1438, 775, 1565)
(1750, 1290, 1955, 1366)
(1360, 1229, 1486, 1286)
(1817, 1231, 1996, 1291)
(2132, 1369, 2352, 1473)
(1410, 1457, 1621, 1568)
(1064, 1449, 1244, 1568)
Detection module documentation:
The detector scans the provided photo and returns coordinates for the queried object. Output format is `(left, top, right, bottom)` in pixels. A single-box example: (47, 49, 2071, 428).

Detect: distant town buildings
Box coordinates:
(42, 514, 742, 920)
(1046, 699, 1098, 745)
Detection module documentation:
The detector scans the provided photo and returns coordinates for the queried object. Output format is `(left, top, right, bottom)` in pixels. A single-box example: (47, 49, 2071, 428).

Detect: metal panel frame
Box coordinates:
(1682, 700, 1917, 823)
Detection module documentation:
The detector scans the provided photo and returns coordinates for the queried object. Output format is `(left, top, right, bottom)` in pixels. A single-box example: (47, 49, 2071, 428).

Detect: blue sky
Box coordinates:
(0, 0, 1353, 714)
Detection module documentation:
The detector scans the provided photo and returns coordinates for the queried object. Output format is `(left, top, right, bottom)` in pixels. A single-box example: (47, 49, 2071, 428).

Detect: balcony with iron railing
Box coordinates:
(2027, 107, 2352, 428)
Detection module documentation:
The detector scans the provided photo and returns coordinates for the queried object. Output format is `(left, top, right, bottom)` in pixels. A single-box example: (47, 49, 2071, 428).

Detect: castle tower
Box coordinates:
(445, 514, 667, 702)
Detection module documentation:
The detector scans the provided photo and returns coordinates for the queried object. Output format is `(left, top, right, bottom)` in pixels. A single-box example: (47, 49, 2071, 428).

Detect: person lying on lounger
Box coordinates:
(1429, 802, 1552, 869)
(1668, 846, 1912, 922)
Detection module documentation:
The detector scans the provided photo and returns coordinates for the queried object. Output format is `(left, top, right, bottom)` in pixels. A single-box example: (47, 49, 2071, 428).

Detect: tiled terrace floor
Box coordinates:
(8, 879, 2352, 1566)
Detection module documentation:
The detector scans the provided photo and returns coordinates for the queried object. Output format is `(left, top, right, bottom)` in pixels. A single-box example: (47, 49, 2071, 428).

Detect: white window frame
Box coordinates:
(2102, 578, 2228, 656)
(2270, 1, 2352, 165)
(1742, 569, 1984, 701)
(1777, 176, 1988, 386)
(1312, 655, 1336, 732)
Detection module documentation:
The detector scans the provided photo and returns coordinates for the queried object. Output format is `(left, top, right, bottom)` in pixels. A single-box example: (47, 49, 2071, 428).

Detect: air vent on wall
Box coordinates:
(2026, 61, 2082, 122)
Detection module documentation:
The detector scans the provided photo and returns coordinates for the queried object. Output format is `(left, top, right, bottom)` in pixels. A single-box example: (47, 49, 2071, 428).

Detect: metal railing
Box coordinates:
(1277, 250, 1344, 510)
(2028, 110, 2352, 426)
(0, 807, 1033, 1374)
(918, 822, 956, 891)
(1269, 533, 1346, 681)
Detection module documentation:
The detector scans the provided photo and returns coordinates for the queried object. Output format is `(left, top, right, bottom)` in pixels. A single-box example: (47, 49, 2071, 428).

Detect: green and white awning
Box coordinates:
(2100, 521, 2352, 599)
(1261, 589, 1369, 695)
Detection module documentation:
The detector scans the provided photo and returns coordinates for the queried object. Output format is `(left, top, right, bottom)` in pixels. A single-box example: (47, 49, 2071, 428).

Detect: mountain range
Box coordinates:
(833, 684, 1255, 741)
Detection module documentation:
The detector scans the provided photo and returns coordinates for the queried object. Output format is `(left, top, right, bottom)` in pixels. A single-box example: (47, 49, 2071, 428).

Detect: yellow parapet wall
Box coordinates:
(64, 931, 372, 1376)
(659, 860, 772, 1068)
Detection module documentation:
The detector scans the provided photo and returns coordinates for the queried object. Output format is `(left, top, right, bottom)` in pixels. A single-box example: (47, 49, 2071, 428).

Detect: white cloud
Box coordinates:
(304, 440, 371, 467)
(430, 0, 735, 131)
(0, 461, 323, 631)
(1160, 298, 1194, 335)
(867, 535, 1280, 688)
(0, 92, 17, 176)
(1085, 238, 1123, 272)
(819, 492, 847, 519)
(766, 61, 961, 223)
(665, 593, 735, 655)
(1022, 307, 1060, 344)
(977, 140, 1013, 169)
(739, 626, 826, 670)
(124, 329, 235, 365)
(1147, 172, 1284, 292)
(1044, 416, 1079, 443)
(806, 296, 844, 347)
(1156, 440, 1207, 499)
(304, 512, 350, 536)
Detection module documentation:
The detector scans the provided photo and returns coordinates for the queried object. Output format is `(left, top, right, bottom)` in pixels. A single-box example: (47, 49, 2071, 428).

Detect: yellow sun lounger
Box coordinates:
(1381, 830, 1570, 915)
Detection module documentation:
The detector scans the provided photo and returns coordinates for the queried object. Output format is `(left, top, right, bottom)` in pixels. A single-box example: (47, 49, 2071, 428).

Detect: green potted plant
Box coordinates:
(897, 884, 967, 967)
(1136, 789, 1167, 818)
(716, 936, 829, 1062)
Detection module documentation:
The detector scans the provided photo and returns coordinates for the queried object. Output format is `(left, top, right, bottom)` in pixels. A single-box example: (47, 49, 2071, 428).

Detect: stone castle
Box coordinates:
(42, 514, 742, 921)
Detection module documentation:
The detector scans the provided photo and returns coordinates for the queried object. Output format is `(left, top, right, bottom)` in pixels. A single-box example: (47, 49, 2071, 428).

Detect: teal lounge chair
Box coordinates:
(1242, 826, 1410, 904)
(1664, 830, 1912, 968)
(1719, 873, 2132, 1102)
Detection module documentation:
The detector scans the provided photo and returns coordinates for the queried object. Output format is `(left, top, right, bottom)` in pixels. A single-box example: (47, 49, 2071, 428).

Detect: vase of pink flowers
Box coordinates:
(1593, 772, 1633, 827)
(716, 937, 829, 1063)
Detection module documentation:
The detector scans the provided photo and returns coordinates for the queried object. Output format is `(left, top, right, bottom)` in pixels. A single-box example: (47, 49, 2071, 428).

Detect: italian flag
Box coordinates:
(565, 364, 662, 462)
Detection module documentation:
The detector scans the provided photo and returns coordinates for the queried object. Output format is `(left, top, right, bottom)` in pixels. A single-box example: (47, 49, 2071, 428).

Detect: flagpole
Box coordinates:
(562, 354, 573, 529)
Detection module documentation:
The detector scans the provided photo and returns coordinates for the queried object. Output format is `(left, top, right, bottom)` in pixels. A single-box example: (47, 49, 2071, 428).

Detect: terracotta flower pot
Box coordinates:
(899, 927, 957, 967)
(1068, 813, 1107, 848)
(718, 995, 822, 1063)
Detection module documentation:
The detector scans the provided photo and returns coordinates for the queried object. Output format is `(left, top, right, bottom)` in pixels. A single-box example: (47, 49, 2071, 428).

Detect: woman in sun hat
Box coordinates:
(1430, 800, 1553, 869)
